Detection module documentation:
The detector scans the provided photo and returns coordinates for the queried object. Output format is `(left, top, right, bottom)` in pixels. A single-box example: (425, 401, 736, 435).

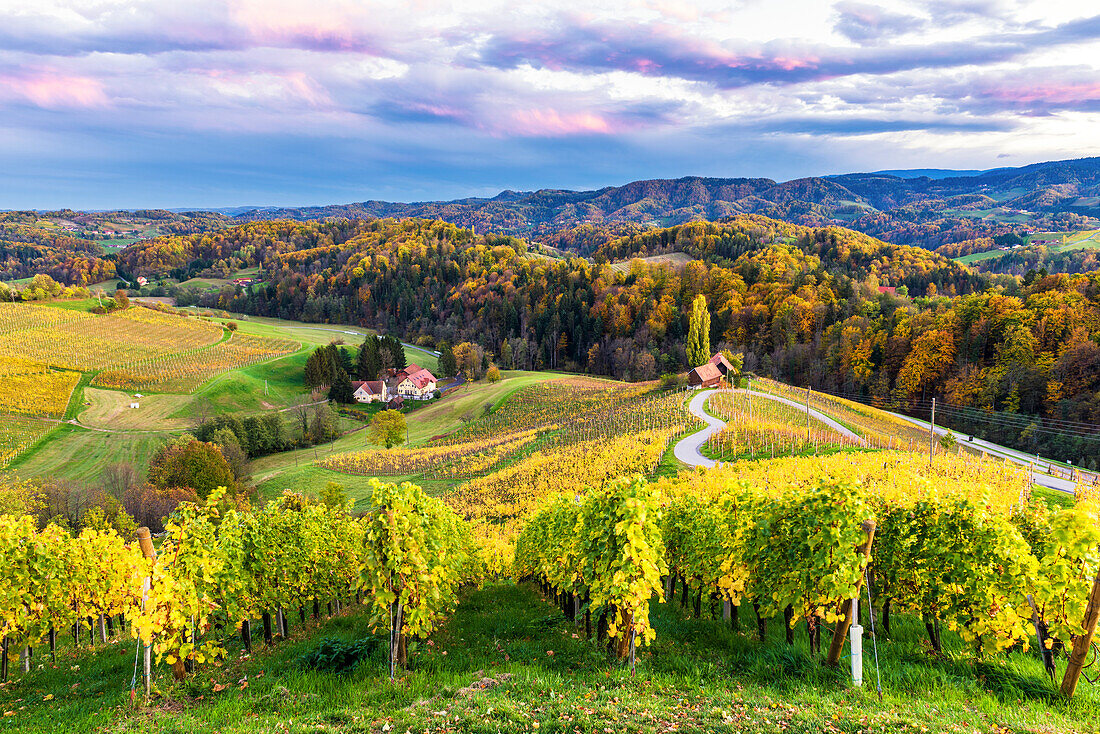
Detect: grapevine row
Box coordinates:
(0, 480, 482, 685)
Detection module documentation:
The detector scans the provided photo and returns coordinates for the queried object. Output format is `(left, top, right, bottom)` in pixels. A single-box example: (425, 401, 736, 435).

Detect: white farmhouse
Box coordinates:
(350, 380, 387, 403)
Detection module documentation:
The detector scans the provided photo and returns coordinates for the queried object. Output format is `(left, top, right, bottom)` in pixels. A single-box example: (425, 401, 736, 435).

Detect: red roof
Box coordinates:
(708, 353, 735, 373)
(351, 380, 385, 395)
(393, 363, 423, 382)
(877, 286, 897, 295)
(688, 363, 722, 386)
(403, 368, 436, 389)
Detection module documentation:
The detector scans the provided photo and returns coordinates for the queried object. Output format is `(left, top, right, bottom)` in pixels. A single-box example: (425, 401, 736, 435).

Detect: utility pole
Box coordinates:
(929, 397, 936, 466)
(805, 386, 811, 442)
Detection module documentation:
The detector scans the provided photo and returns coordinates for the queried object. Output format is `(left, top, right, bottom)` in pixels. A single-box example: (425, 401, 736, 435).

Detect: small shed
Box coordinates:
(130, 402, 140, 409)
(687, 363, 722, 388)
(708, 353, 735, 376)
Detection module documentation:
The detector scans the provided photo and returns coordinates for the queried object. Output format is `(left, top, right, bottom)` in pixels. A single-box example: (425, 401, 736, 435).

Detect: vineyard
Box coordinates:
(447, 427, 680, 537)
(4, 351, 1100, 730)
(0, 303, 85, 336)
(0, 414, 55, 468)
(0, 368, 79, 418)
(0, 305, 224, 371)
(320, 428, 546, 479)
(752, 377, 934, 449)
(513, 448, 1100, 699)
(0, 481, 482, 686)
(0, 303, 300, 469)
(92, 331, 299, 393)
(702, 390, 854, 460)
(317, 378, 696, 565)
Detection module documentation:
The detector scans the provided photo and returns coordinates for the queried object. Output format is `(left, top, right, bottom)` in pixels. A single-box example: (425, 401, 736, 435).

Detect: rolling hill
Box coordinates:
(224, 157, 1100, 249)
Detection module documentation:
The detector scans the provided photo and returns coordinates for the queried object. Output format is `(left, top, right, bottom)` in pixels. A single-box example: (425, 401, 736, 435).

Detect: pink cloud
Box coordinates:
(509, 108, 617, 136)
(981, 82, 1100, 104)
(0, 72, 109, 109)
(228, 1, 386, 55)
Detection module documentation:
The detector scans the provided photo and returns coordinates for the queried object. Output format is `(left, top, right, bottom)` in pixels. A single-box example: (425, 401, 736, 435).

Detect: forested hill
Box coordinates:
(0, 209, 231, 284)
(120, 215, 1100, 464)
(227, 157, 1100, 249)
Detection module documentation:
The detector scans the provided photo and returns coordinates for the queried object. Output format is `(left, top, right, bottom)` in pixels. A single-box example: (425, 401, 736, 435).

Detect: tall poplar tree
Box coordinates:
(686, 294, 711, 367)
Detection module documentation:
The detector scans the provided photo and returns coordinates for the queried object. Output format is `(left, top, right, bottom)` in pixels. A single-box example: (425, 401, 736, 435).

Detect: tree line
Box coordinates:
(101, 216, 1100, 465)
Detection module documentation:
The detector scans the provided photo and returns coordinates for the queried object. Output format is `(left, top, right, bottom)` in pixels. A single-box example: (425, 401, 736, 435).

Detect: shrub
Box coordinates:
(297, 637, 381, 673)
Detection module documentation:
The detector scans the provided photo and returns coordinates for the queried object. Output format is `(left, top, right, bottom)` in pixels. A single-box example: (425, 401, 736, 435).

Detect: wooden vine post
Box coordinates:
(1061, 568, 1100, 698)
(826, 520, 876, 667)
(136, 527, 157, 698)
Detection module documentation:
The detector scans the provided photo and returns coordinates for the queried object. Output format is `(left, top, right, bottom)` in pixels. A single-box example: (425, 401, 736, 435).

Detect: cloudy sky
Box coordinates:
(0, 0, 1098, 209)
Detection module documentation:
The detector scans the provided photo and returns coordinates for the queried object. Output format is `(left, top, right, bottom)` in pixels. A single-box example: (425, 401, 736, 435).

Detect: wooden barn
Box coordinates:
(687, 362, 722, 388)
(708, 352, 735, 376)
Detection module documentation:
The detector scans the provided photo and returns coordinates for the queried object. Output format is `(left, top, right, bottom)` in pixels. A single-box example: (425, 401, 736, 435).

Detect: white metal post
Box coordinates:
(849, 596, 863, 687)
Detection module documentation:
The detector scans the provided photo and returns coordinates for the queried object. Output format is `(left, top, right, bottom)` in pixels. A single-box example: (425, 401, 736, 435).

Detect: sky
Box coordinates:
(0, 0, 1098, 209)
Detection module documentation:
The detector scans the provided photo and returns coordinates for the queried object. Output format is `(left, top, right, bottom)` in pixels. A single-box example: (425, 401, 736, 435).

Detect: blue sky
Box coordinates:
(0, 0, 1098, 209)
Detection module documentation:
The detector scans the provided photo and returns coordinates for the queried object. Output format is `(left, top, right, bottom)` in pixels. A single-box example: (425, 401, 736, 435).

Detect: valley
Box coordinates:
(0, 170, 1098, 734)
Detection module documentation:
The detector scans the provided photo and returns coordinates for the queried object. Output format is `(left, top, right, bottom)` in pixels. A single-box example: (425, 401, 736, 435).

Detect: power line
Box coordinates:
(804, 387, 1100, 442)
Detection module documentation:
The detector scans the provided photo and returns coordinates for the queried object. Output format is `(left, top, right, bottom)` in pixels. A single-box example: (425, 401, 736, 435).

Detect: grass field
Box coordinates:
(7, 423, 167, 483)
(608, 252, 693, 273)
(80, 388, 194, 431)
(34, 298, 109, 312)
(955, 248, 1008, 264)
(4, 581, 1099, 734)
(177, 267, 262, 290)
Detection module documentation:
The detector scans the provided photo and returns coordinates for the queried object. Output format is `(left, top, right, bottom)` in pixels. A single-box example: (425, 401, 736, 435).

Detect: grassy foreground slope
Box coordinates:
(4, 582, 1096, 734)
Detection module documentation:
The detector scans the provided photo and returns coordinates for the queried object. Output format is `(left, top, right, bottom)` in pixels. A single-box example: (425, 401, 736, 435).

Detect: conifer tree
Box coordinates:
(304, 349, 326, 387)
(329, 369, 356, 404)
(358, 336, 382, 380)
(438, 341, 457, 378)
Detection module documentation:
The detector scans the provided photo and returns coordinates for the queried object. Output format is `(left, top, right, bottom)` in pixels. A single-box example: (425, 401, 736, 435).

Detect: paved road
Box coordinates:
(673, 390, 724, 468)
(671, 388, 1077, 496)
(885, 411, 1078, 494)
(673, 388, 864, 468)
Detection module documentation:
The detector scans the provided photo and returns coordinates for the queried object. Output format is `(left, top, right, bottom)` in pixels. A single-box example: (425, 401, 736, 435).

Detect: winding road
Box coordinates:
(673, 387, 1080, 495)
(673, 388, 863, 468)
(672, 390, 725, 468)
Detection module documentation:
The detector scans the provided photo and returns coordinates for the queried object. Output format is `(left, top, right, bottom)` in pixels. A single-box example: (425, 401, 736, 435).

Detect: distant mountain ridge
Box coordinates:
(219, 157, 1100, 249)
(867, 168, 996, 179)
